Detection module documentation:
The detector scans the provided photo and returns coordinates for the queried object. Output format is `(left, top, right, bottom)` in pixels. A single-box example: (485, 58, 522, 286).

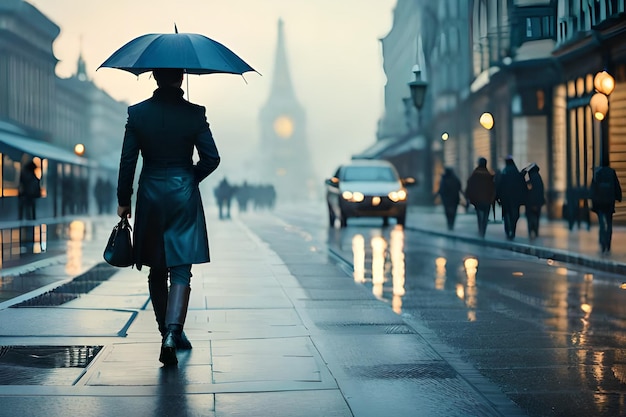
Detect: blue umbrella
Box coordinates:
(98, 27, 256, 76)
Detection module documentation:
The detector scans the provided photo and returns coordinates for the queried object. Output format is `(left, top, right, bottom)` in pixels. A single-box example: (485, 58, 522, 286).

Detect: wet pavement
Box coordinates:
(1, 204, 625, 416)
(0, 210, 523, 417)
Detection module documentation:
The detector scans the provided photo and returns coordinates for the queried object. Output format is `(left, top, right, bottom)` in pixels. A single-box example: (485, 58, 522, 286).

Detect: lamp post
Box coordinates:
(589, 70, 615, 165)
(479, 111, 496, 172)
(479, 112, 497, 221)
(408, 65, 429, 203)
(408, 66, 427, 114)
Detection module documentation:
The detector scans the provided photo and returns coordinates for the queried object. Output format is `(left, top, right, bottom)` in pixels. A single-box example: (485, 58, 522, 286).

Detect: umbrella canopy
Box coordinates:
(98, 31, 256, 76)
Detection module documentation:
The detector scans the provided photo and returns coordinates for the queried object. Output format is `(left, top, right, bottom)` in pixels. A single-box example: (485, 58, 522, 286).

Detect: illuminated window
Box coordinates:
(2, 154, 19, 197)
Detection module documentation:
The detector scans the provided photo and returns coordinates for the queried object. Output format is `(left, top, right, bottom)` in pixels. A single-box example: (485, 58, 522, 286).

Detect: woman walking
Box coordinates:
(436, 167, 463, 230)
(117, 68, 220, 366)
(465, 157, 495, 238)
(523, 164, 545, 239)
(495, 156, 528, 240)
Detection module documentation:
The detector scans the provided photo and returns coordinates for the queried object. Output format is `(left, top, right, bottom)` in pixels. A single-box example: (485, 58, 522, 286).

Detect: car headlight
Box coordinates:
(342, 191, 365, 202)
(388, 189, 407, 202)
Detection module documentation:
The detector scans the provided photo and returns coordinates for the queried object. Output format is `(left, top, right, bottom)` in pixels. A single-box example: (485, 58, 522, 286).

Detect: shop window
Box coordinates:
(2, 154, 19, 197)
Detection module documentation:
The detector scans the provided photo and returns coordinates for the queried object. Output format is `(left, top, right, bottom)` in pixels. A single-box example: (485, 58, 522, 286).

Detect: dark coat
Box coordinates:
(465, 166, 495, 206)
(437, 169, 462, 207)
(496, 161, 527, 207)
(525, 167, 545, 209)
(117, 87, 221, 270)
(590, 166, 623, 213)
(19, 162, 40, 199)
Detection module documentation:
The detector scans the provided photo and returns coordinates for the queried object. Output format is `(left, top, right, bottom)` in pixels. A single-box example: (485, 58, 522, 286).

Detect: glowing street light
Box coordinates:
(74, 143, 85, 156)
(590, 93, 609, 121)
(590, 70, 615, 165)
(479, 112, 494, 130)
(594, 70, 615, 96)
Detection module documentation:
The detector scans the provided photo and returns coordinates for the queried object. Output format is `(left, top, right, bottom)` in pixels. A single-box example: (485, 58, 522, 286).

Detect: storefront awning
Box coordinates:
(352, 135, 425, 160)
(0, 130, 88, 166)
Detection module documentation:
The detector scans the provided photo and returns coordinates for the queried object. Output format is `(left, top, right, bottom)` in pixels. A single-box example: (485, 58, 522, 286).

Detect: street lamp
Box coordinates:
(479, 111, 497, 171)
(74, 143, 85, 156)
(407, 65, 430, 204)
(594, 70, 615, 96)
(590, 93, 609, 120)
(408, 65, 428, 112)
(479, 112, 494, 130)
(590, 70, 615, 165)
(479, 112, 497, 220)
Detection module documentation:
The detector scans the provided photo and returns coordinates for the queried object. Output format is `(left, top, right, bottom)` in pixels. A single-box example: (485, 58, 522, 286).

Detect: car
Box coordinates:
(325, 159, 414, 227)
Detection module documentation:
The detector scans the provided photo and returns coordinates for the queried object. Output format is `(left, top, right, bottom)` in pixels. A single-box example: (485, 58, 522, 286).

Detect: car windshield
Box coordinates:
(342, 166, 397, 182)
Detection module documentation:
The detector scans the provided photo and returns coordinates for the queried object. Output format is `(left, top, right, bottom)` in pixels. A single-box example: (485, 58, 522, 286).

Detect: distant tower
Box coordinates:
(76, 37, 88, 81)
(258, 19, 315, 202)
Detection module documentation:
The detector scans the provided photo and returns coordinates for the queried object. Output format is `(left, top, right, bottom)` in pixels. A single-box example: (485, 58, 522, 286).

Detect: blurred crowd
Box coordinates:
(435, 155, 622, 252)
(213, 177, 276, 220)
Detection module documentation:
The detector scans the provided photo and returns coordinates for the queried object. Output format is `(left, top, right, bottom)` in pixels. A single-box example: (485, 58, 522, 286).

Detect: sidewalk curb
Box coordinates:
(404, 224, 626, 277)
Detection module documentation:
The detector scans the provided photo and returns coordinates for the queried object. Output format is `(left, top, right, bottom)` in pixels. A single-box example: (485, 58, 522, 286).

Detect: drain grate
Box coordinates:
(316, 322, 417, 334)
(346, 363, 457, 380)
(12, 263, 116, 307)
(0, 345, 103, 385)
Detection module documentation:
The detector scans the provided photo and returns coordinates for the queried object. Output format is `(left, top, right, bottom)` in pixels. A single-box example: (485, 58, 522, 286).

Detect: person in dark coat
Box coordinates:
(214, 177, 235, 219)
(436, 167, 463, 230)
(590, 162, 622, 253)
(18, 160, 40, 220)
(522, 163, 545, 239)
(495, 156, 528, 240)
(117, 68, 221, 366)
(465, 157, 495, 237)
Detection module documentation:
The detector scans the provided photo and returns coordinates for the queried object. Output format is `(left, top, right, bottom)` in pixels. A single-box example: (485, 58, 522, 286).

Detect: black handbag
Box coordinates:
(103, 218, 133, 267)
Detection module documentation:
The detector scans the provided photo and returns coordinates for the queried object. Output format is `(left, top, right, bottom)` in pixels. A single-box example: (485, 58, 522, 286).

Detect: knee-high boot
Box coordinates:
(149, 274, 192, 350)
(159, 284, 191, 366)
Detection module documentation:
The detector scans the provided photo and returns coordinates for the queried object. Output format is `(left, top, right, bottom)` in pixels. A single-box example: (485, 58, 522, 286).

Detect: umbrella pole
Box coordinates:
(186, 74, 190, 100)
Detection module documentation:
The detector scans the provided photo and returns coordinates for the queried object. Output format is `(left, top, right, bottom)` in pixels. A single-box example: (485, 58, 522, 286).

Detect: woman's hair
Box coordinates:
(153, 68, 184, 86)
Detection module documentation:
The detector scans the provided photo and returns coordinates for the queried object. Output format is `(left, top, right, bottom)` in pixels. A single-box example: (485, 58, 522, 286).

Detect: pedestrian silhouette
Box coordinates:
(436, 167, 463, 230)
(116, 68, 221, 366)
(522, 163, 545, 239)
(235, 181, 251, 213)
(214, 177, 235, 219)
(495, 156, 528, 240)
(18, 160, 40, 220)
(590, 162, 622, 253)
(465, 157, 495, 238)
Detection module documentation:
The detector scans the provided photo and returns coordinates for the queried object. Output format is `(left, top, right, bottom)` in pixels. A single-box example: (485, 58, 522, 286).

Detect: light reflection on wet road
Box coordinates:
(0, 220, 92, 304)
(278, 206, 626, 417)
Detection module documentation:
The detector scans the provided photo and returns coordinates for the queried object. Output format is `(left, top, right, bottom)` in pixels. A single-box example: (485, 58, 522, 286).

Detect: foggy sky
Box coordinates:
(33, 0, 396, 184)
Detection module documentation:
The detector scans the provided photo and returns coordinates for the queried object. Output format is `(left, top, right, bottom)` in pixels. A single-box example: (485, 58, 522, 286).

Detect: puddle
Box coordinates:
(0, 345, 103, 385)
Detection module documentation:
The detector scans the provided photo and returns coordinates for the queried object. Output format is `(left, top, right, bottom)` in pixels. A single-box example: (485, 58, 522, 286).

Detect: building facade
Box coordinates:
(553, 0, 626, 222)
(0, 0, 127, 220)
(0, 0, 59, 137)
(371, 0, 625, 223)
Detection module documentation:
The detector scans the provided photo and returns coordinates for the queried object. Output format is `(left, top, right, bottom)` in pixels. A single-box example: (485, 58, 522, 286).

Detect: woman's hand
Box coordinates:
(117, 205, 131, 218)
